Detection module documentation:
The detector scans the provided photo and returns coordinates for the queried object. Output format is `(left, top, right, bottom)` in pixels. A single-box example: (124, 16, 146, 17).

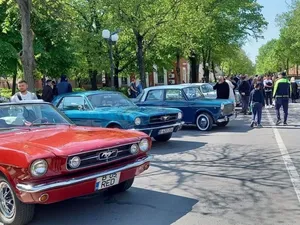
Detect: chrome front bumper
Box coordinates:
(16, 155, 153, 193)
(217, 113, 237, 123)
(132, 121, 185, 131)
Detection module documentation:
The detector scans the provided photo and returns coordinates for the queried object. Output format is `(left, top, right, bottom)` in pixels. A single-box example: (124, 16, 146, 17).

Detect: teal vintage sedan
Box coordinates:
(52, 91, 184, 142)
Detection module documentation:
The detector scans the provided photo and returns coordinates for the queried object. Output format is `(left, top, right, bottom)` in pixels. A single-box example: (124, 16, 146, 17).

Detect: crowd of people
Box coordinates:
(213, 72, 298, 127)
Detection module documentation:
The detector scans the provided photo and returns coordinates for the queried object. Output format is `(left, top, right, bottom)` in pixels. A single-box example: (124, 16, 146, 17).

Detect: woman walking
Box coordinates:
(291, 77, 298, 103)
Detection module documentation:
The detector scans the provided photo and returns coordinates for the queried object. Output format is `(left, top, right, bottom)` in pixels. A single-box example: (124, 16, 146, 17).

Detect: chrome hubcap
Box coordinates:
(0, 181, 15, 219)
(199, 117, 208, 129)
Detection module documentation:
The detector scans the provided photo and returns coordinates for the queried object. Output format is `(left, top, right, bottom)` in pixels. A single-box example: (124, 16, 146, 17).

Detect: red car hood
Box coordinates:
(0, 125, 147, 157)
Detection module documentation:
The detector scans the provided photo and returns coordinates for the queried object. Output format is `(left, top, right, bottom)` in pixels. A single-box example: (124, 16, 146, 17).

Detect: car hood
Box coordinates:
(0, 126, 147, 157)
(94, 106, 180, 117)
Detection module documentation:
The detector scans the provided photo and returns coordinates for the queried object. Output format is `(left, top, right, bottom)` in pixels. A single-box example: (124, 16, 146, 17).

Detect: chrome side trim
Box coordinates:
(131, 122, 184, 131)
(16, 155, 153, 193)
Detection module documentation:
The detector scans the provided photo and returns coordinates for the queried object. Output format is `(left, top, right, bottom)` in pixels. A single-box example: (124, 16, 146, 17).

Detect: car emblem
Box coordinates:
(98, 149, 118, 161)
(162, 116, 169, 121)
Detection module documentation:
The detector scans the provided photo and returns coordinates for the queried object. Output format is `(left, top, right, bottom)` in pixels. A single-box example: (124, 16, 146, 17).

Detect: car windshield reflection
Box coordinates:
(88, 93, 135, 108)
(0, 103, 71, 130)
(183, 87, 204, 100)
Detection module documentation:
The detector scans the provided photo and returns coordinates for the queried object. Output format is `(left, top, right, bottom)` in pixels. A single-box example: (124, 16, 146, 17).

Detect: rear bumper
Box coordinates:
(131, 122, 184, 137)
(16, 155, 152, 204)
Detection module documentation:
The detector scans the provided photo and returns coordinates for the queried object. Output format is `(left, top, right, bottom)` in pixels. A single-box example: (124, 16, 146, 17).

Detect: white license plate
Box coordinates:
(158, 127, 174, 135)
(95, 172, 121, 191)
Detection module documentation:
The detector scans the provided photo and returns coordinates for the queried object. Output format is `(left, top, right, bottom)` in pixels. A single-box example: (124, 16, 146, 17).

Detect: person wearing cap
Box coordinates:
(273, 72, 291, 125)
(42, 79, 54, 102)
(57, 74, 73, 95)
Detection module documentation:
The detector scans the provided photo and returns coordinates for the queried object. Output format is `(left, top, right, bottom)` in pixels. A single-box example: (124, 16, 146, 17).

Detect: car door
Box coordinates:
(164, 89, 193, 123)
(138, 89, 165, 107)
(57, 96, 93, 126)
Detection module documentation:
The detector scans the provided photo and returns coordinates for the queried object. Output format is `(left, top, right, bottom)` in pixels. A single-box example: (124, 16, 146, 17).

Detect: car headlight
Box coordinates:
(68, 156, 81, 169)
(221, 104, 225, 110)
(139, 139, 149, 152)
(178, 112, 183, 119)
(30, 159, 48, 177)
(134, 117, 141, 125)
(130, 144, 139, 154)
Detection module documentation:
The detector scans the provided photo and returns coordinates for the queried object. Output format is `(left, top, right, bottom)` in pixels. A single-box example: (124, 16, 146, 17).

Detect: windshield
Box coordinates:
(0, 103, 71, 130)
(88, 93, 135, 107)
(183, 87, 204, 100)
(200, 84, 214, 93)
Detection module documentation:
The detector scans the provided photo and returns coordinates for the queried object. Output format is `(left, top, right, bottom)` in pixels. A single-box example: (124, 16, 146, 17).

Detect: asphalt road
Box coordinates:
(11, 104, 300, 225)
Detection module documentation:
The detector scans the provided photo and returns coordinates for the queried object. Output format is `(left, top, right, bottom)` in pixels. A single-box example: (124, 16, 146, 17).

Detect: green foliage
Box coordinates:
(0, 88, 12, 98)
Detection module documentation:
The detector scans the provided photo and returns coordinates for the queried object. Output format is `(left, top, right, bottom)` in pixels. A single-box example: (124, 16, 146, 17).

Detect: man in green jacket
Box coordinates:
(273, 72, 291, 125)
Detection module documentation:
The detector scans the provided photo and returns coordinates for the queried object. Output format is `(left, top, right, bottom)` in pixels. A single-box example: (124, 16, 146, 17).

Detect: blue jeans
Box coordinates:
(275, 98, 289, 123)
(252, 102, 262, 124)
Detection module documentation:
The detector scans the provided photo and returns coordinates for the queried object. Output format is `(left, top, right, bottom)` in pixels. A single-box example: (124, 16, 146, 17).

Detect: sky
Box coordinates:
(243, 0, 292, 63)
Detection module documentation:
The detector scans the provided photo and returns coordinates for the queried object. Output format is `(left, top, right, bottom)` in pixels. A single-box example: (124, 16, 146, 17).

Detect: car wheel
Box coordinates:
(109, 178, 134, 194)
(216, 121, 229, 127)
(107, 124, 122, 129)
(154, 133, 173, 142)
(0, 176, 35, 225)
(196, 113, 213, 131)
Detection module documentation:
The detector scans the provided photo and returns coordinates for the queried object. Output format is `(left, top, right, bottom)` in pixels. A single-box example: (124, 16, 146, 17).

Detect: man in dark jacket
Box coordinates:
(57, 75, 72, 95)
(238, 75, 251, 115)
(213, 76, 229, 99)
(42, 80, 54, 102)
(52, 81, 58, 97)
(273, 72, 290, 125)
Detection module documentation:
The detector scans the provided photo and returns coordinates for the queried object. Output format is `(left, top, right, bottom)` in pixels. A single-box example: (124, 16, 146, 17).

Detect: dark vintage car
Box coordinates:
(52, 91, 184, 142)
(134, 85, 235, 131)
(0, 101, 152, 225)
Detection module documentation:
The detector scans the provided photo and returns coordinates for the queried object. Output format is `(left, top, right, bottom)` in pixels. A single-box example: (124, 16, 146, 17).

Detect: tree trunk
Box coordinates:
(6, 80, 11, 89)
(135, 33, 146, 88)
(17, 0, 35, 91)
(212, 61, 217, 82)
(12, 73, 17, 95)
(286, 58, 289, 75)
(89, 69, 97, 90)
(297, 64, 299, 77)
(176, 51, 181, 84)
(190, 54, 198, 83)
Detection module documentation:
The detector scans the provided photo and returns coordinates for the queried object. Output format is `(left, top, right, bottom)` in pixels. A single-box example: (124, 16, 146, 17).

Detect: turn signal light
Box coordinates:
(39, 193, 49, 202)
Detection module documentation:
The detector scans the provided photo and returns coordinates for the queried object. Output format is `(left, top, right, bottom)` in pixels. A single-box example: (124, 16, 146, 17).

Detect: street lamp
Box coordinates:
(102, 29, 120, 88)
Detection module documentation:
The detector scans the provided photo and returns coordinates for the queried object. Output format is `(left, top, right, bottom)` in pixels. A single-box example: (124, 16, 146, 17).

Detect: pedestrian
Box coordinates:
(213, 76, 230, 99)
(249, 83, 264, 128)
(136, 79, 143, 96)
(225, 76, 236, 106)
(273, 72, 290, 125)
(238, 75, 251, 115)
(52, 81, 58, 97)
(291, 77, 298, 103)
(42, 79, 54, 103)
(57, 75, 72, 95)
(263, 75, 273, 108)
(11, 80, 38, 102)
(129, 78, 138, 98)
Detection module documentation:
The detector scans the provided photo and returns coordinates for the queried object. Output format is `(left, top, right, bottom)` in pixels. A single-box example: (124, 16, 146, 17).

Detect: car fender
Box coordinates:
(106, 121, 124, 128)
(0, 165, 18, 190)
(195, 108, 218, 123)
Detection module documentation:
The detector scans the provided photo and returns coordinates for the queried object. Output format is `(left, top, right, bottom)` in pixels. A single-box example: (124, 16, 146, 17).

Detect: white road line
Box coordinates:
(266, 110, 300, 204)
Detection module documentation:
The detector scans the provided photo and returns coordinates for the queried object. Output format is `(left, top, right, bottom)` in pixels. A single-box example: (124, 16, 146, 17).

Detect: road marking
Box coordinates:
(266, 110, 300, 203)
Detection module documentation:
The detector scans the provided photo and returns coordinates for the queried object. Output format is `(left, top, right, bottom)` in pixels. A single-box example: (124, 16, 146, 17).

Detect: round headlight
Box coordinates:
(139, 139, 149, 152)
(30, 159, 48, 177)
(134, 117, 141, 126)
(130, 144, 139, 154)
(178, 112, 183, 119)
(69, 156, 81, 169)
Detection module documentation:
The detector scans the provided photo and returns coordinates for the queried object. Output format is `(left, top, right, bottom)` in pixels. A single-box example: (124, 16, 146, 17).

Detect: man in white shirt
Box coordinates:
(263, 75, 273, 108)
(11, 80, 37, 102)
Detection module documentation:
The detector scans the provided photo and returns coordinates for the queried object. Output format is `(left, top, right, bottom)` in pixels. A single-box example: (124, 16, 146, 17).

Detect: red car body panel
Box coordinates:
(0, 125, 152, 204)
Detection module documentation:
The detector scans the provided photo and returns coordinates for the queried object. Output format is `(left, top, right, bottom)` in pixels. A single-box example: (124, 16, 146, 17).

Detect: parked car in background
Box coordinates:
(134, 85, 235, 131)
(53, 91, 184, 142)
(0, 101, 152, 225)
(208, 83, 241, 106)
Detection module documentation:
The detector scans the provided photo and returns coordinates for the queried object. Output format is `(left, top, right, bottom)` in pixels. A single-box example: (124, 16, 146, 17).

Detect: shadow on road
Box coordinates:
(31, 187, 198, 225)
(151, 140, 207, 155)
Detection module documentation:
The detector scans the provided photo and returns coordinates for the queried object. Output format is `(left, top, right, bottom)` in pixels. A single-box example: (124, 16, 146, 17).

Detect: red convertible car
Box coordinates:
(0, 101, 152, 225)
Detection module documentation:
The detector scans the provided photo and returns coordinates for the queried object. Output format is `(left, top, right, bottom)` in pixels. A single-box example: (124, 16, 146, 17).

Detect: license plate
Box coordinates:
(95, 172, 121, 191)
(158, 127, 174, 135)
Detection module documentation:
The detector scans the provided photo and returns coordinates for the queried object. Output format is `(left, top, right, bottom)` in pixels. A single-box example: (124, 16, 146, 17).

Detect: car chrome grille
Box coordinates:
(149, 114, 178, 124)
(223, 103, 234, 115)
(66, 143, 136, 170)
